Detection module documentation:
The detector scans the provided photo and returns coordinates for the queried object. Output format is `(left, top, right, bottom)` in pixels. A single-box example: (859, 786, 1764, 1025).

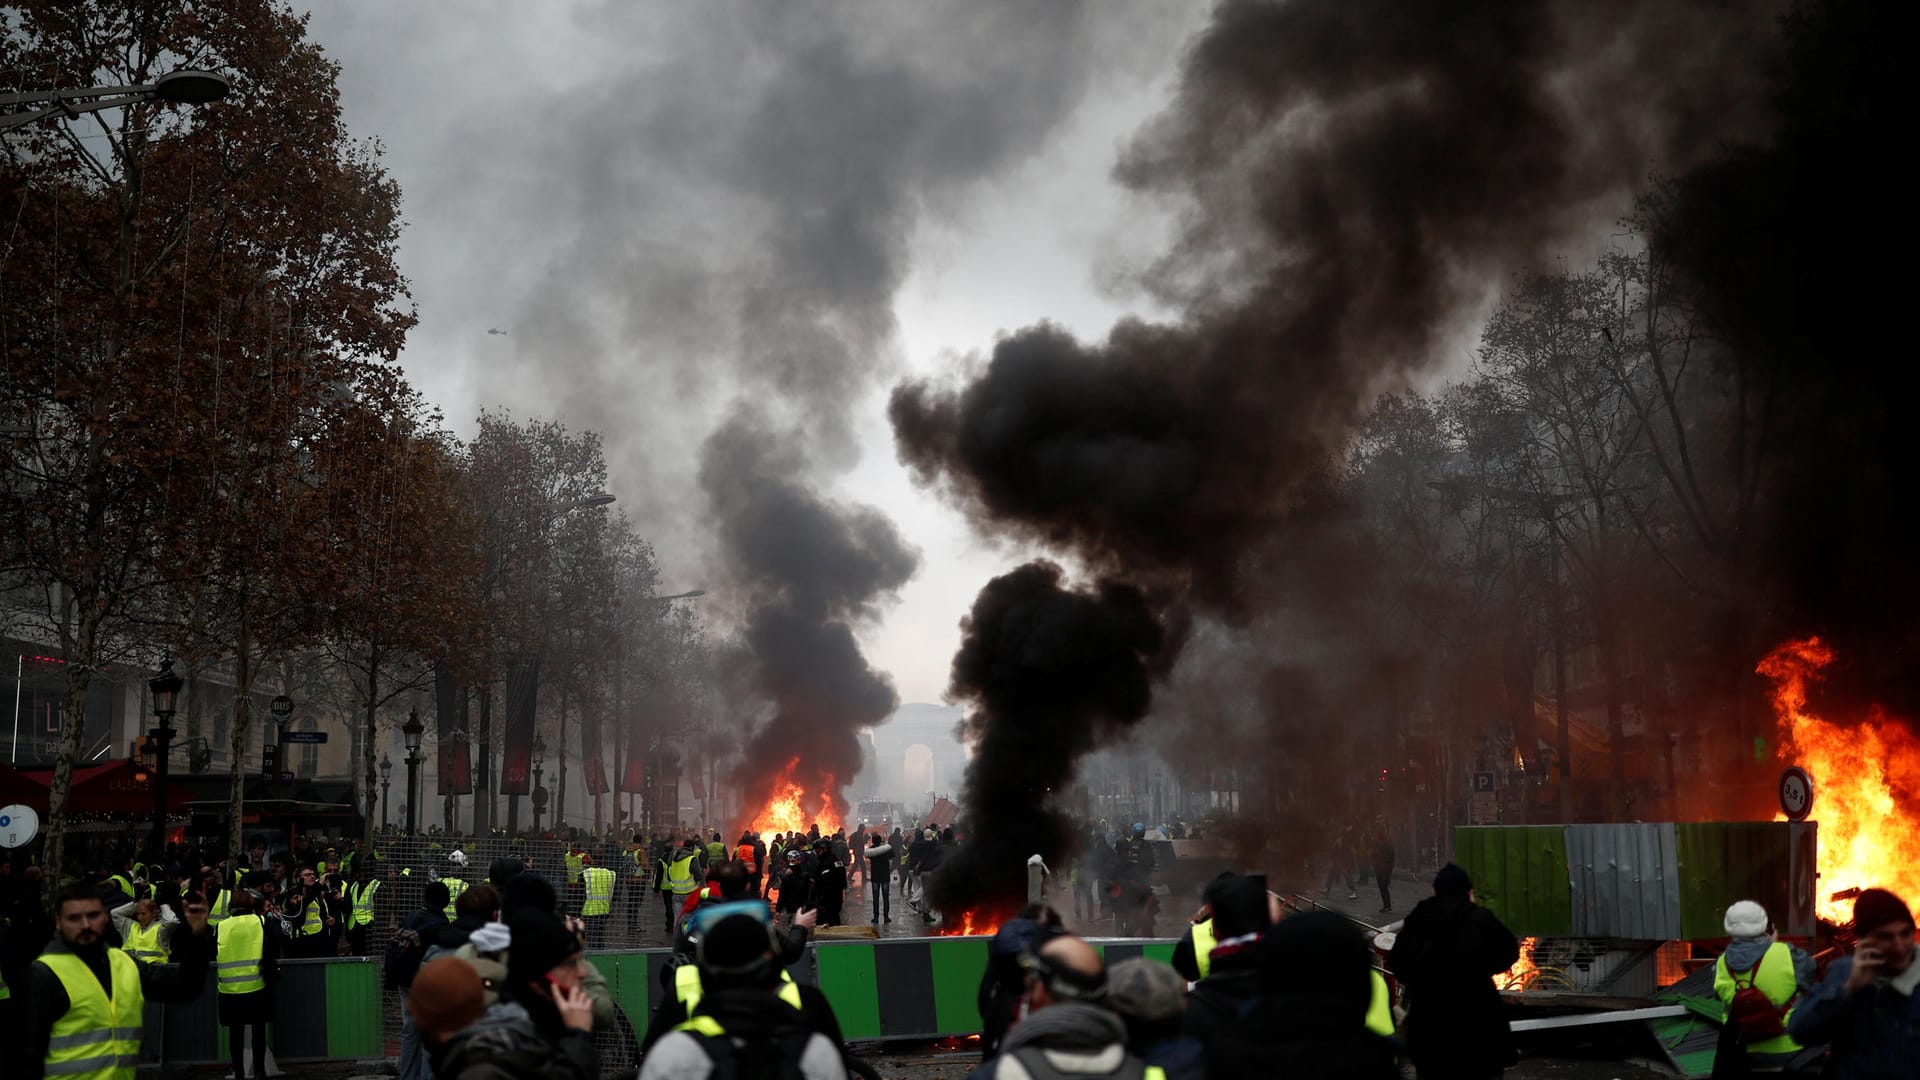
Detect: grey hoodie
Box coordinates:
(985, 1002, 1141, 1080)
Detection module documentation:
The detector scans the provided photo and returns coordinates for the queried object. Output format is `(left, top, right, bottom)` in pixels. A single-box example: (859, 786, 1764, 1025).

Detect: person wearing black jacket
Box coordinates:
(397, 883, 452, 1080)
(1387, 864, 1520, 1080)
(1204, 912, 1399, 1080)
(645, 866, 817, 1051)
(21, 884, 214, 1080)
(433, 910, 598, 1080)
(865, 833, 895, 924)
(1182, 874, 1276, 1047)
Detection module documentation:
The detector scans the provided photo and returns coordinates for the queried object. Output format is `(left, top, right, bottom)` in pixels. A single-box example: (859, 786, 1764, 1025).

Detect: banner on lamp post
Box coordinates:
(436, 660, 472, 795)
(500, 656, 539, 796)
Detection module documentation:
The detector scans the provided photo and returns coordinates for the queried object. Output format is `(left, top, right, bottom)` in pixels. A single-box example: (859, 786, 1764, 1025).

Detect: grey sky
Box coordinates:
(301, 1, 1207, 704)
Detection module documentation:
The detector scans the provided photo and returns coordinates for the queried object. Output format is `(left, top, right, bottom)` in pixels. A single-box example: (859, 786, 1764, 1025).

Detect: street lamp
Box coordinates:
(378, 752, 393, 831)
(531, 733, 548, 833)
(146, 661, 183, 857)
(0, 70, 230, 134)
(402, 709, 425, 835)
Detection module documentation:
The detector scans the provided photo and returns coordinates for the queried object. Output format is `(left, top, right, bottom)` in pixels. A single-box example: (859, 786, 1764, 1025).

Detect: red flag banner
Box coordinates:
(500, 656, 539, 796)
(435, 661, 472, 795)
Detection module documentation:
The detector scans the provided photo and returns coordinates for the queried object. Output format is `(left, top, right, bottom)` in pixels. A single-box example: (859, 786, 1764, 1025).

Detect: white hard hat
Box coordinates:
(448, 849, 469, 867)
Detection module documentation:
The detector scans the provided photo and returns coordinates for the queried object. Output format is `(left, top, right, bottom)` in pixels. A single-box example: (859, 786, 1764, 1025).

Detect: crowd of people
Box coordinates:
(3, 832, 1914, 1080)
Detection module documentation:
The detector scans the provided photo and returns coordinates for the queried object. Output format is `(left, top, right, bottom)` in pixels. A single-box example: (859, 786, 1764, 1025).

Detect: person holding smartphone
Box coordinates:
(1789, 888, 1918, 1079)
(432, 909, 598, 1080)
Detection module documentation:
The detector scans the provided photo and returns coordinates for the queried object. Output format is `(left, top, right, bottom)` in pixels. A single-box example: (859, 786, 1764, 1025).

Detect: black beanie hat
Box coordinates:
(1433, 863, 1472, 898)
(1206, 874, 1273, 938)
(1853, 888, 1915, 935)
(501, 872, 556, 919)
(506, 909, 581, 989)
(1261, 911, 1373, 1017)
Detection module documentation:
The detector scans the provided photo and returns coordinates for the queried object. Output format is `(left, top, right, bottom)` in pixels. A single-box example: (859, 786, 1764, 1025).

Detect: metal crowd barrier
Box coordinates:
(137, 938, 1181, 1068)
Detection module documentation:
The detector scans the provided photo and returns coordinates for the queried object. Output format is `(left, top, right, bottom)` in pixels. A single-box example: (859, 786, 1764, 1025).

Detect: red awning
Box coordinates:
(0, 760, 194, 815)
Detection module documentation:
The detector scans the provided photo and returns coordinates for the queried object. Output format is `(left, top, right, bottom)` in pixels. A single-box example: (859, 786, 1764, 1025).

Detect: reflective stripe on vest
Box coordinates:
(351, 881, 380, 928)
(1365, 969, 1394, 1036)
(666, 855, 698, 896)
(442, 879, 467, 920)
(301, 898, 326, 936)
(38, 949, 144, 1080)
(1191, 918, 1216, 979)
(124, 921, 168, 965)
(674, 964, 801, 1015)
(736, 845, 758, 873)
(582, 867, 616, 916)
(1714, 942, 1803, 1055)
(215, 915, 266, 994)
(208, 890, 230, 926)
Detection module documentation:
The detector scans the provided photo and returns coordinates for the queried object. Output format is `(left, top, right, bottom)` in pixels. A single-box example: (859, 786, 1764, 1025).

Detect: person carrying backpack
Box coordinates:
(1712, 900, 1817, 1080)
(639, 903, 848, 1080)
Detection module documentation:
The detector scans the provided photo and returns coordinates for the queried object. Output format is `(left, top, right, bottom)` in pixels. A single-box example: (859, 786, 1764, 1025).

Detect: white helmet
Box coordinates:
(448, 849, 469, 867)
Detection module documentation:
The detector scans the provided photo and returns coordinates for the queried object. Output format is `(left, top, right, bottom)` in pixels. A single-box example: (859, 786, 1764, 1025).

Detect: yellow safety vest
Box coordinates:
(0, 964, 9, 1000)
(351, 881, 381, 928)
(208, 890, 230, 926)
(215, 915, 267, 995)
(582, 867, 616, 917)
(1714, 942, 1803, 1055)
(441, 878, 467, 920)
(1366, 969, 1394, 1036)
(675, 964, 801, 1015)
(107, 874, 134, 899)
(38, 949, 144, 1080)
(124, 920, 169, 965)
(564, 852, 585, 885)
(1191, 918, 1216, 979)
(300, 897, 326, 937)
(665, 854, 698, 896)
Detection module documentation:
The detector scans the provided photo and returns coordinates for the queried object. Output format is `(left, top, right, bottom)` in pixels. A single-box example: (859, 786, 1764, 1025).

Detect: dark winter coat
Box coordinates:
(1388, 894, 1520, 1080)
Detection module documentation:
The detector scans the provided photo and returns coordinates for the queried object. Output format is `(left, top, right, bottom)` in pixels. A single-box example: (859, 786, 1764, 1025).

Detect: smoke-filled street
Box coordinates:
(3, 1, 1914, 1079)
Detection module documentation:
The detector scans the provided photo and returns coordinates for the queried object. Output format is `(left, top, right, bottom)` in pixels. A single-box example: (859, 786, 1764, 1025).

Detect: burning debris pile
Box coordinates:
(1758, 638, 1920, 919)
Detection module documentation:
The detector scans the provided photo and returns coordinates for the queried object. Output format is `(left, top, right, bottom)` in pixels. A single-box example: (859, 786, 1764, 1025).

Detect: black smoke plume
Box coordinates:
(1649, 0, 1911, 717)
(894, 0, 1787, 904)
(927, 562, 1169, 915)
(701, 412, 918, 824)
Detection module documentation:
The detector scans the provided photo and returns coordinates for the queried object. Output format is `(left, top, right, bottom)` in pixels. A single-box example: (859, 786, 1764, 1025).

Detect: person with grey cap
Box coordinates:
(1711, 899, 1817, 1079)
(1788, 887, 1919, 1080)
(1107, 957, 1205, 1080)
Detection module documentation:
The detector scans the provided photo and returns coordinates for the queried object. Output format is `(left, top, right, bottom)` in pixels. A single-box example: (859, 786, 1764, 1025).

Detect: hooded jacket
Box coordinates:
(977, 1002, 1148, 1080)
(1387, 893, 1520, 1079)
(433, 997, 597, 1080)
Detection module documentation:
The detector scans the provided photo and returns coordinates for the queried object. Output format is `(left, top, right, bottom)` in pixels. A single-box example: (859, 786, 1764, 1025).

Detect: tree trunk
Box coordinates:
(226, 608, 254, 865)
(362, 641, 381, 843)
(1598, 623, 1630, 821)
(475, 682, 492, 835)
(45, 612, 100, 889)
(556, 683, 568, 827)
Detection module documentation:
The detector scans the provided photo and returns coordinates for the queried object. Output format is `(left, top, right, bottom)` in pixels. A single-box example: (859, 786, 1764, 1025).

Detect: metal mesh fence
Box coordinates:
(357, 832, 688, 1072)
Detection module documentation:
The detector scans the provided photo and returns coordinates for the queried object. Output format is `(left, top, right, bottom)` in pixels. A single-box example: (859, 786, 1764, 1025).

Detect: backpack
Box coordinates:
(686, 1026, 821, 1080)
(1726, 955, 1794, 1041)
(383, 923, 428, 991)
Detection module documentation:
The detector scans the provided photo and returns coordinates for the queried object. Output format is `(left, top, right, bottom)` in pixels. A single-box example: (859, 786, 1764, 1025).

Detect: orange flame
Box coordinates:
(935, 908, 1003, 936)
(1758, 637, 1920, 921)
(746, 757, 843, 838)
(1499, 936, 1540, 990)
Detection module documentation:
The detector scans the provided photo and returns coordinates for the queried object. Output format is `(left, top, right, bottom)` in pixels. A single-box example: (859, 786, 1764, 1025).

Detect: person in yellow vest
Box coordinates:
(108, 898, 179, 965)
(215, 888, 282, 1080)
(564, 841, 586, 889)
(637, 903, 835, 1068)
(659, 840, 701, 933)
(22, 883, 212, 1080)
(285, 866, 333, 959)
(440, 870, 469, 921)
(579, 857, 616, 949)
(1713, 899, 1817, 1071)
(345, 865, 384, 957)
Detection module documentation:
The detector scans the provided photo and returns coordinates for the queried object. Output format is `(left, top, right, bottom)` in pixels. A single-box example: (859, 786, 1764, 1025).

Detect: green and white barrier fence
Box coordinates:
(133, 937, 1181, 1066)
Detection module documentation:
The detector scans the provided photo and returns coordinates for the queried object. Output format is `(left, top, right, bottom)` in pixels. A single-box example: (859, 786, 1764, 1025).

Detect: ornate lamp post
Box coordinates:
(402, 709, 425, 835)
(378, 752, 393, 831)
(146, 662, 183, 856)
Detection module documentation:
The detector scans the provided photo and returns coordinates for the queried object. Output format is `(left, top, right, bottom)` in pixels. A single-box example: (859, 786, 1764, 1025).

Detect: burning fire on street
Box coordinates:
(934, 908, 1003, 937)
(1498, 936, 1541, 991)
(746, 757, 843, 837)
(1758, 637, 1920, 920)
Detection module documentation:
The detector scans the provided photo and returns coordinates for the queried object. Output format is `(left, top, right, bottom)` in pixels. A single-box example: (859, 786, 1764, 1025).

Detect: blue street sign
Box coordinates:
(280, 731, 328, 744)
